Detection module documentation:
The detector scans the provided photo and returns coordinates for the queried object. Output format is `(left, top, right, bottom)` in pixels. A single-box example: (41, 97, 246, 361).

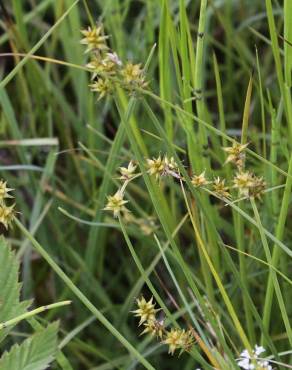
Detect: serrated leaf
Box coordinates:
(0, 322, 58, 370)
(0, 236, 30, 343)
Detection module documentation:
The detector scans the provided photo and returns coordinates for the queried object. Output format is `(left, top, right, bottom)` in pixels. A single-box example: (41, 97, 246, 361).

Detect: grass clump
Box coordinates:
(0, 1, 292, 369)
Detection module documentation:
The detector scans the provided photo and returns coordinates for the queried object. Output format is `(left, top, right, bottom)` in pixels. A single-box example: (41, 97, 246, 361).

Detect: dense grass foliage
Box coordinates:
(0, 0, 292, 369)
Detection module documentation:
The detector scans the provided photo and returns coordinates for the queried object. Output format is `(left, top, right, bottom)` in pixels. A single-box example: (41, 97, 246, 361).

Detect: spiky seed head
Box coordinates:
(141, 319, 164, 339)
(103, 190, 128, 217)
(0, 180, 13, 201)
(122, 62, 142, 82)
(233, 171, 254, 197)
(164, 328, 194, 355)
(146, 155, 180, 179)
(250, 176, 266, 200)
(191, 171, 210, 187)
(223, 142, 248, 169)
(0, 203, 15, 229)
(89, 78, 113, 100)
(233, 172, 266, 199)
(163, 156, 178, 171)
(86, 56, 117, 79)
(132, 296, 159, 326)
(121, 62, 147, 89)
(119, 161, 137, 181)
(163, 156, 181, 178)
(213, 177, 231, 199)
(146, 156, 164, 179)
(80, 25, 109, 53)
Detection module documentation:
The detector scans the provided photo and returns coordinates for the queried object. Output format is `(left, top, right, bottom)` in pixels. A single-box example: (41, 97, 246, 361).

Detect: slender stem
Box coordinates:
(180, 181, 252, 351)
(0, 301, 71, 330)
(153, 235, 220, 369)
(260, 156, 292, 344)
(118, 215, 176, 326)
(250, 198, 292, 347)
(15, 218, 156, 370)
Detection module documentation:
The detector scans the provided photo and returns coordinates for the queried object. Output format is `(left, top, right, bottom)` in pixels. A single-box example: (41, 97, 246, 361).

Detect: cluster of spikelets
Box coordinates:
(104, 143, 266, 221)
(191, 142, 266, 200)
(132, 298, 274, 366)
(103, 160, 136, 218)
(237, 345, 273, 369)
(132, 296, 195, 355)
(80, 24, 147, 100)
(103, 155, 182, 221)
(103, 160, 158, 234)
(0, 180, 15, 229)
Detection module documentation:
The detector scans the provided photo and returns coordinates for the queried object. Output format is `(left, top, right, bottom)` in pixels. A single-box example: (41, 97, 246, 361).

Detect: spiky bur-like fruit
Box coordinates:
(212, 177, 231, 199)
(103, 190, 128, 218)
(86, 53, 120, 79)
(233, 171, 254, 196)
(141, 318, 164, 339)
(80, 25, 109, 54)
(89, 78, 113, 100)
(0, 204, 15, 229)
(119, 161, 137, 181)
(233, 171, 266, 199)
(164, 328, 194, 355)
(121, 62, 147, 90)
(132, 296, 160, 326)
(0, 180, 13, 201)
(146, 156, 165, 179)
(249, 176, 266, 199)
(0, 180, 15, 229)
(223, 142, 249, 169)
(191, 171, 210, 188)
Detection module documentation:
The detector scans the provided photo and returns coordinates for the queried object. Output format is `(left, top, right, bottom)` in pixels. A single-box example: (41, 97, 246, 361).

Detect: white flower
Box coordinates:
(237, 345, 272, 370)
(254, 345, 265, 356)
(237, 358, 251, 369)
(240, 349, 251, 359)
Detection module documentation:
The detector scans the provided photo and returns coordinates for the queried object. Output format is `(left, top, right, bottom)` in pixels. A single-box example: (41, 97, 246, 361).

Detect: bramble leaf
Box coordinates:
(0, 236, 30, 343)
(0, 322, 59, 370)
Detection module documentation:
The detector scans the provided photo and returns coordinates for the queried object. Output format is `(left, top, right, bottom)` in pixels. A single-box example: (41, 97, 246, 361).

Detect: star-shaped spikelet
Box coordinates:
(164, 328, 194, 355)
(132, 296, 159, 326)
(0, 203, 15, 229)
(191, 171, 210, 187)
(103, 190, 128, 217)
(121, 62, 147, 88)
(89, 78, 113, 100)
(223, 142, 248, 168)
(119, 161, 137, 181)
(80, 25, 109, 53)
(213, 177, 231, 199)
(0, 180, 13, 202)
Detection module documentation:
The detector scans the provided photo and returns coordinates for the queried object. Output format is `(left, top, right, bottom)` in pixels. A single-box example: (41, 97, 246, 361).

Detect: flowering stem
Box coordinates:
(117, 215, 176, 326)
